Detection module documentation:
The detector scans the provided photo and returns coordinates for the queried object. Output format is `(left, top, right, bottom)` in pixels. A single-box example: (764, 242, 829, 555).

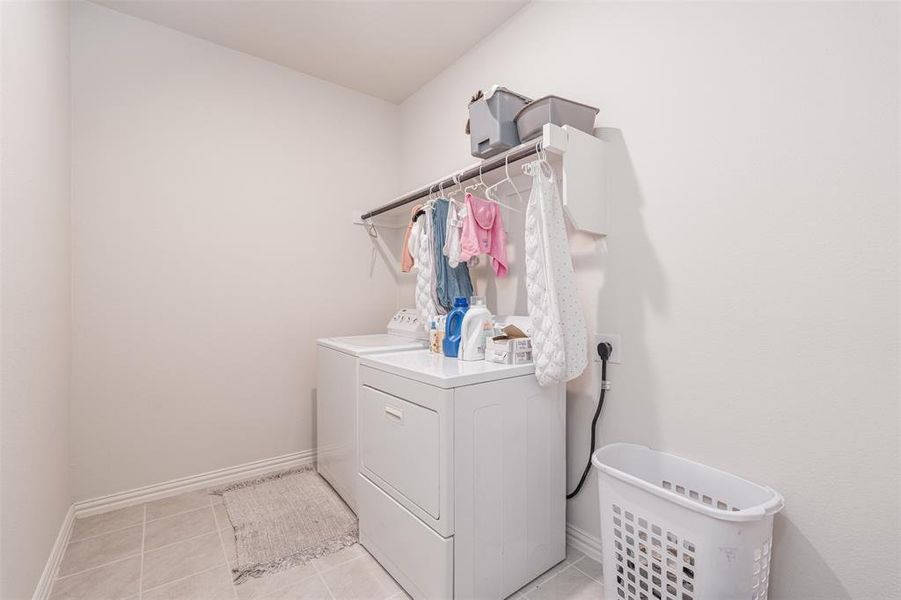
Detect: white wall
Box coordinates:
(398, 2, 899, 599)
(70, 2, 400, 501)
(0, 1, 72, 598)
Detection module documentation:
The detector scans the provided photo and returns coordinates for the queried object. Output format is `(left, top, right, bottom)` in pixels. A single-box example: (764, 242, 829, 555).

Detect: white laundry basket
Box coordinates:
(592, 444, 784, 600)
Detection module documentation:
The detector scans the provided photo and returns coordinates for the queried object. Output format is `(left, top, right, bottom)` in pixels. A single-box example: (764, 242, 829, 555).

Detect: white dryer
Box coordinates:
(357, 349, 566, 599)
(316, 309, 427, 512)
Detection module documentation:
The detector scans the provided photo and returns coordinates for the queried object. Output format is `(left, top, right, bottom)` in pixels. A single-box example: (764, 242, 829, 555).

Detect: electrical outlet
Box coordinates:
(594, 333, 622, 364)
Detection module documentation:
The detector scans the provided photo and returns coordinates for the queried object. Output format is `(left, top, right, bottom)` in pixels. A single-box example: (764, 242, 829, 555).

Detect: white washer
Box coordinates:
(357, 349, 566, 600)
(316, 309, 427, 512)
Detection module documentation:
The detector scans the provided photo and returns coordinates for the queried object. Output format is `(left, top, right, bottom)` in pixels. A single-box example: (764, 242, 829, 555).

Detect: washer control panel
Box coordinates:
(387, 308, 427, 339)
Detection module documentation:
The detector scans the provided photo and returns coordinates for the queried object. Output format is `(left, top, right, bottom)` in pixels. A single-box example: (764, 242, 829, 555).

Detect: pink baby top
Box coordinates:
(459, 193, 508, 277)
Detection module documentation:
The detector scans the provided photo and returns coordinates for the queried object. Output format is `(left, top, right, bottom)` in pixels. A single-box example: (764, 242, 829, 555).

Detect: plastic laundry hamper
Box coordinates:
(592, 444, 784, 600)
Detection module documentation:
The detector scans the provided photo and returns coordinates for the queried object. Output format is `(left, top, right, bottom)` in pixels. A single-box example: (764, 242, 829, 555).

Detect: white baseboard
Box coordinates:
(566, 522, 603, 564)
(73, 448, 316, 518)
(32, 505, 75, 600)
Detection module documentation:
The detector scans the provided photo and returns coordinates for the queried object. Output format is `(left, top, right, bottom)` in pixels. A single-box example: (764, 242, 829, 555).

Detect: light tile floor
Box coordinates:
(50, 489, 604, 600)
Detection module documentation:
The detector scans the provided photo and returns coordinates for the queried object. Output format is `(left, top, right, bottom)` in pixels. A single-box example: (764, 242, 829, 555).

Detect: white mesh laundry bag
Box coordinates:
(412, 205, 438, 326)
(523, 159, 587, 386)
(592, 444, 784, 600)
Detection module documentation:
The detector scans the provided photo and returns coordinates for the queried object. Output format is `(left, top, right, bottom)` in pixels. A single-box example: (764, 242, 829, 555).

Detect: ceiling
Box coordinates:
(93, 0, 527, 103)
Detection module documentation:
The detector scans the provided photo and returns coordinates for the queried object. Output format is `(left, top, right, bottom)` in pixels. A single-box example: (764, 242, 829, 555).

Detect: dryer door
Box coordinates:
(360, 385, 440, 518)
(359, 365, 453, 537)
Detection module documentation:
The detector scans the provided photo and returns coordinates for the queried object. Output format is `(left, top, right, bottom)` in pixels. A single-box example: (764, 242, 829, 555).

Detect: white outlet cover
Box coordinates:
(594, 333, 622, 364)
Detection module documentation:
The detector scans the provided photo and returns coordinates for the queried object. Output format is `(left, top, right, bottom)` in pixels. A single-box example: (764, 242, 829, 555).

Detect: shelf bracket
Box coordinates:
(552, 124, 607, 236)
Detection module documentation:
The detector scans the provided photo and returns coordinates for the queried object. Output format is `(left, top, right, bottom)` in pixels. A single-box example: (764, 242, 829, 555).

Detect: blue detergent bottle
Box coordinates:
(443, 296, 469, 358)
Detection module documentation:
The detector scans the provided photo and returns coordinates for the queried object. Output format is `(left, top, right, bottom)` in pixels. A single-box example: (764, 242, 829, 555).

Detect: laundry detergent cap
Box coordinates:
(454, 296, 469, 308)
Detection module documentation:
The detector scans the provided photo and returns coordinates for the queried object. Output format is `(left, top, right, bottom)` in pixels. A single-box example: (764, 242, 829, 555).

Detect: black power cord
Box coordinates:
(567, 342, 612, 499)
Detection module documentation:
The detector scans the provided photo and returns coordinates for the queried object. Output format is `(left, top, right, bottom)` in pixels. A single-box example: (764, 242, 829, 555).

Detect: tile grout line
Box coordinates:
(528, 555, 606, 594)
(67, 522, 144, 545)
(54, 495, 226, 597)
(210, 496, 240, 600)
(534, 562, 574, 592)
(251, 571, 324, 600)
(256, 547, 367, 600)
(316, 569, 338, 600)
(70, 503, 211, 544)
(315, 551, 371, 600)
(140, 564, 227, 596)
(143, 525, 220, 555)
(570, 560, 603, 585)
(138, 504, 146, 600)
(54, 552, 144, 582)
(145, 504, 215, 525)
(261, 546, 586, 600)
(313, 551, 367, 575)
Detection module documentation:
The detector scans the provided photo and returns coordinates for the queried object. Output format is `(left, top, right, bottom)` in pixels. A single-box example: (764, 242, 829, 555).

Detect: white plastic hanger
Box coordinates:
(484, 153, 523, 213)
(448, 173, 465, 205)
(365, 217, 378, 238)
(425, 183, 438, 208)
(465, 163, 486, 196)
(523, 141, 554, 180)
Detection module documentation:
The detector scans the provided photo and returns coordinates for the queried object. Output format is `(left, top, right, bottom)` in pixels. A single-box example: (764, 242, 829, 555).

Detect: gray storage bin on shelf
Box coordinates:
(468, 87, 531, 159)
(515, 95, 599, 142)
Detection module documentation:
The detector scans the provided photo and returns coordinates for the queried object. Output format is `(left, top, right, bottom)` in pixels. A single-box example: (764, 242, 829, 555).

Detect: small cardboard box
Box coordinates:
(486, 325, 533, 365)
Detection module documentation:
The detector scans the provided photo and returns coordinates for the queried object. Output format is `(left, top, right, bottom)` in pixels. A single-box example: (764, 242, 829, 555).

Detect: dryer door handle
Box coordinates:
(384, 405, 404, 423)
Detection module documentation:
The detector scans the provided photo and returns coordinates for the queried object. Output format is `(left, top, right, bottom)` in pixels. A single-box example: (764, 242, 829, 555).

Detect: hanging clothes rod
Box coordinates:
(360, 140, 542, 221)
